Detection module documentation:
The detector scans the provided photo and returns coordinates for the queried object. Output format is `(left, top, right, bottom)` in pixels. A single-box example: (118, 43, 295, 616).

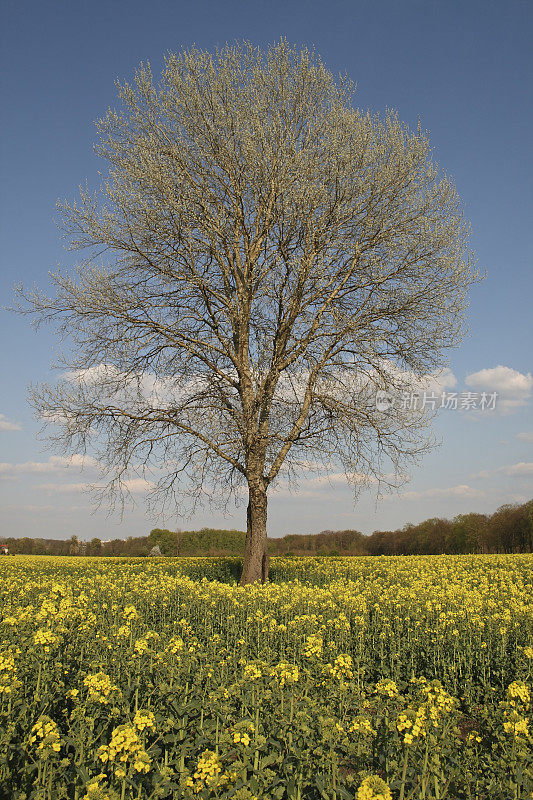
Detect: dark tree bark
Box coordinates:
(241, 481, 268, 585)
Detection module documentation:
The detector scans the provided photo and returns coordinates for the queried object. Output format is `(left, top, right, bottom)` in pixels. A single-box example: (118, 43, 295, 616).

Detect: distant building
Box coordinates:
(0, 544, 9, 555)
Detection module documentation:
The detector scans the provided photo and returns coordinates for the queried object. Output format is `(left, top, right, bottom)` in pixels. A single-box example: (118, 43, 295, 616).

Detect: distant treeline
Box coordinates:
(2, 499, 532, 557)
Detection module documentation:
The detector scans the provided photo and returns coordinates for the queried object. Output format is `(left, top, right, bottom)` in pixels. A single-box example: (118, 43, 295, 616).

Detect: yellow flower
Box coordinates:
(234, 732, 250, 746)
(97, 724, 151, 775)
(243, 662, 262, 681)
(356, 775, 392, 800)
(325, 654, 354, 681)
(133, 709, 156, 733)
(81, 773, 117, 800)
(303, 634, 324, 658)
(166, 635, 184, 655)
(270, 662, 299, 687)
(506, 680, 530, 709)
(186, 750, 235, 793)
(503, 709, 529, 737)
(374, 679, 398, 698)
(349, 716, 375, 736)
(123, 605, 138, 621)
(83, 672, 119, 704)
(33, 629, 59, 652)
(29, 716, 62, 757)
(0, 651, 21, 695)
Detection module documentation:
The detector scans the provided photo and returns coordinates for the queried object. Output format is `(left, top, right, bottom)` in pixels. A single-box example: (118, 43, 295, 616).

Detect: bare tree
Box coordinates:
(17, 41, 479, 584)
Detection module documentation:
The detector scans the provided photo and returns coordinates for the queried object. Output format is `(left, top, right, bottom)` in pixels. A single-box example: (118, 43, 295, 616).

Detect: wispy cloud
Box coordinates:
(393, 484, 485, 501)
(122, 478, 157, 493)
(0, 455, 97, 479)
(0, 414, 21, 431)
(472, 461, 533, 479)
(64, 362, 458, 417)
(0, 503, 90, 513)
(37, 478, 156, 494)
(37, 482, 94, 494)
(500, 462, 533, 477)
(517, 432, 533, 443)
(270, 472, 351, 499)
(270, 470, 407, 499)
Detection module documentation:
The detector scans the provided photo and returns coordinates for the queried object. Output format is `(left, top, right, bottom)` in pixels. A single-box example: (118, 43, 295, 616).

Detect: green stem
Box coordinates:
(399, 746, 409, 800)
(420, 738, 430, 799)
(36, 662, 42, 697)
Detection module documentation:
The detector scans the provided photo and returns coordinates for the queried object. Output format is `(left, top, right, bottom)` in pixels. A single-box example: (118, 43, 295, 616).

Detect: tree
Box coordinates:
(18, 41, 479, 584)
(450, 513, 487, 553)
(17, 537, 37, 555)
(68, 535, 82, 555)
(148, 527, 178, 556)
(87, 537, 103, 556)
(486, 502, 533, 553)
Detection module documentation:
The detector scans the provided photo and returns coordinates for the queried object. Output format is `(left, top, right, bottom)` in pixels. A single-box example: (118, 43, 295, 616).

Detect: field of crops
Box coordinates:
(0, 555, 531, 800)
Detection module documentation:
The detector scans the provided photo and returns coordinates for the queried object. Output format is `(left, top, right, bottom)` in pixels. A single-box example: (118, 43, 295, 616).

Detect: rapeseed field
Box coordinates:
(0, 555, 531, 799)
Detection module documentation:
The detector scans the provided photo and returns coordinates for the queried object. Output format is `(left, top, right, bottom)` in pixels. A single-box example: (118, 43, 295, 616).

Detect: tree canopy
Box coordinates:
(19, 41, 478, 583)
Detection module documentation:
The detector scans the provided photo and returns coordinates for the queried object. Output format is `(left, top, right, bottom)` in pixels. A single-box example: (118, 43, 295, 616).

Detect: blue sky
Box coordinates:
(1, 0, 532, 540)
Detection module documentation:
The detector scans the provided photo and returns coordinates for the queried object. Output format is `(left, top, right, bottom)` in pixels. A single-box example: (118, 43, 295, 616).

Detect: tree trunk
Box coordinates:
(240, 481, 268, 585)
(261, 551, 270, 583)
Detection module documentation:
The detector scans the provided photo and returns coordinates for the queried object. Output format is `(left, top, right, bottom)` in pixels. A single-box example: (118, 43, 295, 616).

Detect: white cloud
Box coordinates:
(67, 362, 457, 420)
(37, 477, 155, 494)
(0, 462, 49, 476)
(500, 462, 533, 477)
(507, 494, 528, 504)
(465, 366, 532, 414)
(0, 455, 97, 479)
(270, 469, 408, 500)
(122, 478, 156, 493)
(63, 365, 213, 408)
(301, 472, 365, 487)
(421, 367, 457, 393)
(0, 414, 21, 431)
(37, 482, 93, 493)
(52, 454, 97, 469)
(396, 484, 485, 501)
(517, 432, 533, 443)
(271, 472, 350, 499)
(471, 461, 533, 479)
(472, 469, 492, 480)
